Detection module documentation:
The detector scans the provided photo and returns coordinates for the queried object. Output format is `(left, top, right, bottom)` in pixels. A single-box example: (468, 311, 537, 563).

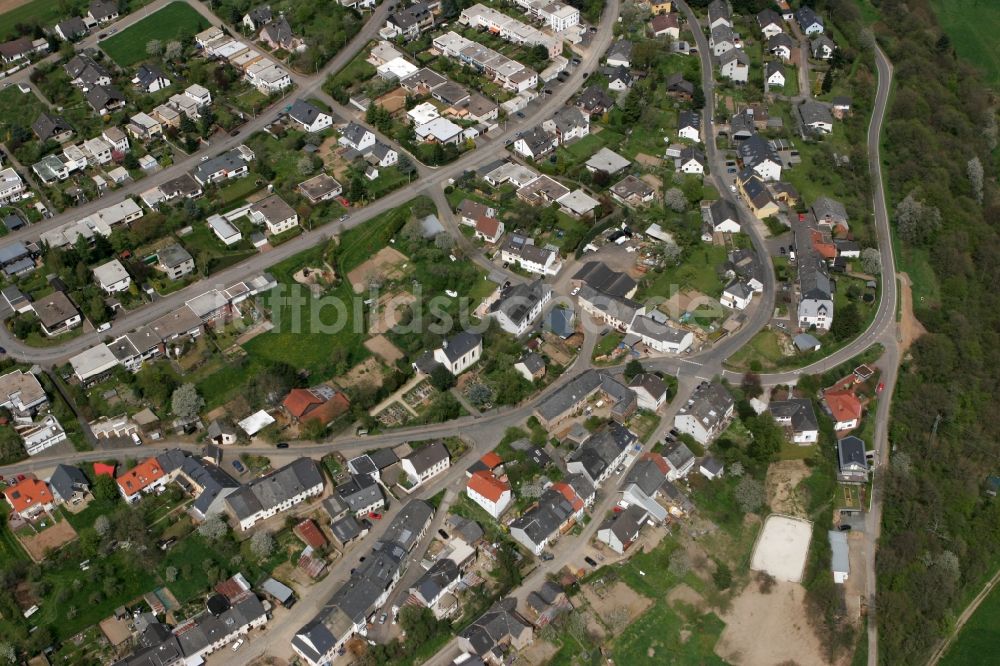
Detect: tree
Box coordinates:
(250, 531, 275, 560)
(746, 413, 783, 464)
(350, 175, 366, 202)
(466, 383, 493, 407)
(165, 566, 178, 583)
(429, 365, 456, 392)
(146, 39, 163, 57)
(664, 187, 687, 212)
(92, 474, 120, 503)
(861, 248, 881, 275)
(713, 561, 733, 590)
(967, 157, 984, 204)
(894, 192, 941, 245)
(831, 302, 862, 341)
(624, 359, 644, 381)
(297, 154, 315, 176)
(741, 372, 763, 399)
(171, 383, 204, 421)
(434, 232, 454, 251)
(197, 515, 228, 541)
(0, 642, 14, 664)
(164, 40, 182, 61)
(662, 242, 682, 265)
(734, 477, 765, 513)
(94, 515, 111, 537)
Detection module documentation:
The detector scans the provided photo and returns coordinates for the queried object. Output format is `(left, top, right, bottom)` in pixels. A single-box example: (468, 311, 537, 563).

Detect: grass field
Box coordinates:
(940, 579, 1000, 665)
(100, 2, 209, 67)
(931, 0, 1000, 87)
(0, 0, 73, 41)
(611, 600, 728, 665)
(640, 244, 729, 300)
(0, 85, 48, 136)
(726, 328, 785, 370)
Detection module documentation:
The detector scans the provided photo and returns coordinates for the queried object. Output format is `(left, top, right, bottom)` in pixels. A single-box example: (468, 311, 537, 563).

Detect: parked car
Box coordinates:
(368, 511, 382, 520)
(232, 460, 246, 473)
(231, 639, 244, 652)
(541, 551, 554, 561)
(379, 613, 388, 624)
(584, 556, 598, 567)
(276, 442, 289, 449)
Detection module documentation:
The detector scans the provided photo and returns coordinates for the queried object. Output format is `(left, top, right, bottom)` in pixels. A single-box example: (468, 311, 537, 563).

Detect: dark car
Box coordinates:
(0, 347, 6, 354)
(584, 556, 598, 567)
(838, 524, 852, 531)
(438, 529, 449, 539)
(232, 460, 246, 473)
(541, 552, 554, 561)
(229, 129, 240, 136)
(515, 111, 525, 118)
(571, 57, 581, 65)
(276, 442, 289, 449)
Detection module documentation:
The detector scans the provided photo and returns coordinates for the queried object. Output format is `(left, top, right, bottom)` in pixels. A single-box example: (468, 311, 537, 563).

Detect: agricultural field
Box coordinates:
(100, 2, 210, 67)
(931, 0, 1000, 87)
(0, 0, 77, 41)
(940, 582, 1000, 665)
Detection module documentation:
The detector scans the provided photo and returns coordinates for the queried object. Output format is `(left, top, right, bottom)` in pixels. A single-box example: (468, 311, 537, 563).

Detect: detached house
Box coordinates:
(797, 99, 834, 134)
(288, 99, 333, 133)
(250, 194, 299, 235)
(339, 122, 376, 152)
(3, 477, 54, 520)
(32, 113, 74, 143)
(133, 63, 170, 93)
(65, 54, 111, 91)
(673, 382, 734, 445)
(677, 110, 701, 142)
(87, 0, 120, 25)
(282, 385, 351, 426)
(770, 398, 819, 444)
(795, 6, 824, 34)
(757, 8, 784, 38)
(401, 441, 451, 487)
(543, 106, 589, 145)
(719, 48, 750, 83)
(513, 126, 557, 160)
(768, 33, 795, 61)
(466, 470, 512, 519)
(510, 484, 584, 555)
(765, 61, 786, 87)
(260, 16, 304, 52)
(837, 436, 868, 483)
(413, 331, 483, 376)
(605, 40, 633, 68)
(710, 25, 737, 56)
(824, 387, 863, 431)
(707, 0, 731, 29)
(490, 280, 553, 336)
(33, 291, 81, 336)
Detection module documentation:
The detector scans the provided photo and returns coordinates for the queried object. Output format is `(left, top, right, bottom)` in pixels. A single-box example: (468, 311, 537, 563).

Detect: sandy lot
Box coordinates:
(0, 0, 32, 12)
(346, 247, 409, 293)
(716, 580, 832, 666)
(766, 460, 811, 517)
(667, 583, 708, 612)
(367, 290, 416, 335)
(582, 580, 652, 633)
(635, 153, 664, 168)
(750, 514, 813, 583)
(18, 518, 77, 562)
(364, 334, 404, 364)
(340, 357, 384, 391)
(99, 616, 132, 647)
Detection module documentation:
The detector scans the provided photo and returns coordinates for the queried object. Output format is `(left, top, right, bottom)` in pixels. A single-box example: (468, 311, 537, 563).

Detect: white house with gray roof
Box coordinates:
(288, 99, 333, 133)
(626, 314, 694, 354)
(401, 441, 450, 487)
(490, 280, 553, 336)
(770, 398, 819, 444)
(225, 458, 324, 530)
(673, 382, 735, 445)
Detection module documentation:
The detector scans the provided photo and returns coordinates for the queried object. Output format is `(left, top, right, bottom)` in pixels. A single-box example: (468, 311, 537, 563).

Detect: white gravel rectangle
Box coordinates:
(750, 514, 814, 583)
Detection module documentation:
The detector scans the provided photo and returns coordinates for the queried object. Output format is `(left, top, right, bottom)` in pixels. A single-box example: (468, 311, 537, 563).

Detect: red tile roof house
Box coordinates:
(294, 518, 329, 550)
(823, 385, 864, 432)
(282, 386, 351, 426)
(466, 470, 512, 519)
(4, 476, 55, 520)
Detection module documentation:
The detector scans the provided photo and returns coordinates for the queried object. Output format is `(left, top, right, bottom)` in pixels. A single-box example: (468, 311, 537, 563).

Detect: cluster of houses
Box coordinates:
(31, 116, 133, 186)
(195, 25, 293, 94)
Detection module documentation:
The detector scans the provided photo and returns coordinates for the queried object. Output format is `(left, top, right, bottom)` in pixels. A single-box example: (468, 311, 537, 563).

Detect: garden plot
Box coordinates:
(346, 246, 410, 293)
(749, 514, 813, 583)
(364, 334, 405, 364)
(16, 516, 77, 562)
(367, 290, 416, 335)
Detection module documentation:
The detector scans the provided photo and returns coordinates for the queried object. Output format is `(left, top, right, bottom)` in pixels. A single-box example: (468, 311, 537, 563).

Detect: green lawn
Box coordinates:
(640, 244, 729, 300)
(931, 0, 1000, 87)
(0, 0, 75, 41)
(592, 331, 623, 360)
(0, 86, 48, 136)
(217, 175, 263, 204)
(0, 502, 28, 568)
(611, 600, 728, 665)
(940, 578, 1000, 665)
(726, 328, 785, 371)
(101, 2, 210, 67)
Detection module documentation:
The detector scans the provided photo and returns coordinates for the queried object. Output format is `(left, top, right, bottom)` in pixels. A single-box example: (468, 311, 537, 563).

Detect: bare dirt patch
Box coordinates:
(518, 637, 560, 664)
(364, 334, 404, 364)
(716, 580, 834, 666)
(766, 459, 811, 517)
(0, 0, 32, 13)
(668, 583, 708, 613)
(293, 264, 336, 296)
(367, 290, 416, 335)
(99, 616, 132, 646)
(635, 153, 664, 168)
(17, 518, 77, 562)
(897, 272, 927, 352)
(346, 246, 410, 293)
(582, 581, 652, 632)
(340, 357, 385, 391)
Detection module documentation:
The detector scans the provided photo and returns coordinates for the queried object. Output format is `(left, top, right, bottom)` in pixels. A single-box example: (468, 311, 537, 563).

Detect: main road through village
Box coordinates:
(0, 1, 898, 664)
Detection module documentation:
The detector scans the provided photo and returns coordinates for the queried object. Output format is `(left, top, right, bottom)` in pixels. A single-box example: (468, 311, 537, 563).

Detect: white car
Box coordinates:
(97, 322, 112, 332)
(445, 289, 458, 297)
(231, 639, 244, 652)
(571, 287, 580, 296)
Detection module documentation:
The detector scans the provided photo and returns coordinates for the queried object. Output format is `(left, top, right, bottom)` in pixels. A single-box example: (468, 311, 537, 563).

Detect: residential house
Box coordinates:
(282, 386, 351, 426)
(557, 189, 600, 219)
(811, 34, 836, 60)
(533, 369, 637, 428)
(567, 428, 630, 487)
(757, 8, 784, 38)
(0, 369, 47, 419)
(677, 146, 706, 174)
(666, 72, 695, 99)
(243, 5, 273, 31)
(765, 61, 786, 87)
(542, 106, 589, 145)
(604, 65, 633, 91)
(585, 147, 631, 175)
(474, 215, 504, 244)
(677, 110, 701, 142)
(597, 505, 648, 554)
(192, 146, 254, 184)
(249, 194, 299, 235)
(699, 456, 724, 480)
(457, 599, 533, 659)
(33, 291, 81, 336)
(577, 284, 643, 332)
(126, 112, 162, 141)
(719, 48, 749, 83)
(836, 436, 868, 483)
(54, 18, 89, 42)
(384, 2, 436, 40)
(768, 32, 795, 61)
(797, 99, 834, 134)
(626, 314, 694, 354)
(797, 248, 833, 330)
(116, 457, 171, 502)
(514, 352, 546, 382)
(710, 24, 737, 56)
(466, 470, 512, 519)
(32, 113, 74, 143)
(157, 244, 194, 280)
(0, 168, 26, 205)
(610, 175, 655, 207)
(3, 477, 54, 519)
(629, 373, 667, 411)
(830, 530, 849, 583)
(795, 6, 824, 34)
(48, 464, 90, 504)
(410, 558, 463, 619)
(606, 40, 632, 68)
(738, 169, 780, 219)
(86, 85, 126, 115)
(133, 64, 170, 93)
(225, 458, 324, 530)
(513, 126, 556, 160)
(260, 16, 303, 51)
(650, 12, 680, 39)
(673, 382, 734, 445)
(93, 258, 131, 293)
(401, 441, 451, 487)
(335, 475, 385, 518)
(87, 0, 120, 25)
(770, 398, 819, 444)
(206, 419, 238, 445)
(298, 173, 343, 203)
(812, 196, 849, 230)
(82, 136, 113, 165)
(721, 280, 753, 309)
(707, 0, 731, 29)
(738, 134, 782, 181)
(288, 99, 333, 133)
(491, 280, 553, 335)
(500, 235, 561, 276)
(824, 387, 863, 431)
(509, 484, 583, 555)
(576, 85, 614, 116)
(65, 55, 111, 91)
(649, 0, 673, 14)
(708, 198, 741, 233)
